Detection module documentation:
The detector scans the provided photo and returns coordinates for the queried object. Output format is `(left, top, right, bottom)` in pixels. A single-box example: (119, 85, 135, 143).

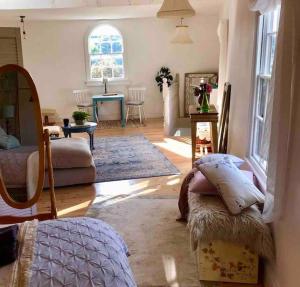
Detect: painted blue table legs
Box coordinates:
(92, 94, 126, 128)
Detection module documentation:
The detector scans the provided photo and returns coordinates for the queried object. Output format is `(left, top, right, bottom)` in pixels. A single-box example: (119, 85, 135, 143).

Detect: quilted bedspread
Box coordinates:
(28, 217, 136, 287)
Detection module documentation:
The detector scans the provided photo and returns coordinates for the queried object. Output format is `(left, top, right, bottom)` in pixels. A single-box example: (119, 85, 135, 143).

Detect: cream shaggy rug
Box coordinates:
(87, 197, 199, 287)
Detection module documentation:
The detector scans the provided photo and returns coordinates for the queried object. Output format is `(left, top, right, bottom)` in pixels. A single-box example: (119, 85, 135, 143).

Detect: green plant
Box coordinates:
(72, 111, 89, 121)
(155, 67, 173, 93)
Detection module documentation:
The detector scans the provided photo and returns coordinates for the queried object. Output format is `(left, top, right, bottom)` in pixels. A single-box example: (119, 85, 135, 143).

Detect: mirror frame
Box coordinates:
(0, 64, 45, 209)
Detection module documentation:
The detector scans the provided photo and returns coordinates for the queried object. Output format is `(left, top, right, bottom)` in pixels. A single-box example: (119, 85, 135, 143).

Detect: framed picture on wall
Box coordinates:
(184, 72, 218, 117)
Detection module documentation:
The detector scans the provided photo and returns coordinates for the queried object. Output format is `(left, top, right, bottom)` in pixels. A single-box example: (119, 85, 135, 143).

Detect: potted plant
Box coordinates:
(155, 67, 173, 92)
(194, 83, 212, 112)
(72, 111, 89, 125)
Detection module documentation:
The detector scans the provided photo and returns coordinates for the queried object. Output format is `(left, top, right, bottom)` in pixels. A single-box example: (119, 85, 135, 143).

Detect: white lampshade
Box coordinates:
(157, 0, 196, 18)
(171, 25, 193, 44)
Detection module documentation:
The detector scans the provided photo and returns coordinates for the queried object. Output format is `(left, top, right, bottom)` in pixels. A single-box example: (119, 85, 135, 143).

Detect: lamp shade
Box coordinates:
(157, 0, 196, 18)
(3, 105, 15, 119)
(171, 25, 193, 44)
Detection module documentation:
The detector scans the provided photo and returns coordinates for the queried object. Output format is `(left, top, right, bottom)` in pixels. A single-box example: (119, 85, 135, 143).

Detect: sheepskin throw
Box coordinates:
(188, 192, 275, 262)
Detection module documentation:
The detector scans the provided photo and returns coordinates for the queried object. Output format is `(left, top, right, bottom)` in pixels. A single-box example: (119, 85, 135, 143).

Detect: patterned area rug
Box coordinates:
(98, 119, 143, 129)
(93, 135, 180, 183)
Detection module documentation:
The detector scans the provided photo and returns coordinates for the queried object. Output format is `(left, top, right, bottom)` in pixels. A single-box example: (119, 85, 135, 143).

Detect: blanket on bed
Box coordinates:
(2, 217, 137, 287)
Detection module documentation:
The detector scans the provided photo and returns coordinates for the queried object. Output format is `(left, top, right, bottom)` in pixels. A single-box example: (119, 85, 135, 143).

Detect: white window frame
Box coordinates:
(85, 24, 128, 86)
(248, 8, 280, 186)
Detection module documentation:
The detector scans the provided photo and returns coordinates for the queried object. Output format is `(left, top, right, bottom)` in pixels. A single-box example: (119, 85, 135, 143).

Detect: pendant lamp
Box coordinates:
(171, 18, 193, 44)
(157, 0, 196, 18)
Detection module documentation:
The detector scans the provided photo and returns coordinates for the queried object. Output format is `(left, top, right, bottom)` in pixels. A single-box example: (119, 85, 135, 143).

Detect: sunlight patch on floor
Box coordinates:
(154, 138, 191, 159)
(162, 255, 179, 287)
(58, 200, 91, 216)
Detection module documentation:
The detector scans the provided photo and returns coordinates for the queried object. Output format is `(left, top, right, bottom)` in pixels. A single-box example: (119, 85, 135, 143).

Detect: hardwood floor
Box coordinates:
(39, 118, 192, 217)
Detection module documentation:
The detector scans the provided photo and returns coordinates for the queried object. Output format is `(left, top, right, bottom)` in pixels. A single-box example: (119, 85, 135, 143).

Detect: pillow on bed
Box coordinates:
(189, 170, 255, 196)
(197, 159, 264, 215)
(0, 135, 21, 150)
(194, 153, 244, 168)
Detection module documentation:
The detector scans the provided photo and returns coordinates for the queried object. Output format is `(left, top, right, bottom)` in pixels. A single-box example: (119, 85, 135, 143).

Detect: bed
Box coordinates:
(0, 217, 137, 287)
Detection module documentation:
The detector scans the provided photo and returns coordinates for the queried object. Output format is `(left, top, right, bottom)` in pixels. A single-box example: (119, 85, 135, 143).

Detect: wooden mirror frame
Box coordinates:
(0, 64, 57, 223)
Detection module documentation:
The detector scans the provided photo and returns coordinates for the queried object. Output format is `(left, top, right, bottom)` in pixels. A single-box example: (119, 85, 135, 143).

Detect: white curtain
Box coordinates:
(249, 0, 280, 14)
(262, 0, 300, 222)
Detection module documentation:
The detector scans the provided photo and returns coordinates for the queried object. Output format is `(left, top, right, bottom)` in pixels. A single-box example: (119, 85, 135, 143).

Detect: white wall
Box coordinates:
(1, 16, 220, 121)
(223, 0, 257, 158)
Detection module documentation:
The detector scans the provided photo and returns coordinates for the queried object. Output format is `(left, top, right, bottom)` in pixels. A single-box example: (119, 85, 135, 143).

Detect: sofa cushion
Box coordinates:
(50, 138, 93, 169)
(197, 159, 265, 215)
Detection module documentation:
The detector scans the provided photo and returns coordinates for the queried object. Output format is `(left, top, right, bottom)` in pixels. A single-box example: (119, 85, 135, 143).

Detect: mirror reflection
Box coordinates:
(0, 69, 40, 203)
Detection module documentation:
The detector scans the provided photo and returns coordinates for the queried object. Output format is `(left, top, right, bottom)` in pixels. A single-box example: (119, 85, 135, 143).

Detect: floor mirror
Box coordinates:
(0, 64, 57, 223)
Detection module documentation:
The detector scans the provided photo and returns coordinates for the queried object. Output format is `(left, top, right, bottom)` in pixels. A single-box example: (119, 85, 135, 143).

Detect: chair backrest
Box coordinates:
(128, 87, 146, 103)
(73, 89, 90, 105)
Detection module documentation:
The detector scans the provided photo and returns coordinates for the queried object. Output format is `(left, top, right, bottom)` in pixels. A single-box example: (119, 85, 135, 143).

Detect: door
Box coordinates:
(0, 27, 23, 66)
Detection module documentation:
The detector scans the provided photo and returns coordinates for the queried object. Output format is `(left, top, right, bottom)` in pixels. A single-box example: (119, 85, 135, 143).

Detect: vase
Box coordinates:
(201, 93, 210, 113)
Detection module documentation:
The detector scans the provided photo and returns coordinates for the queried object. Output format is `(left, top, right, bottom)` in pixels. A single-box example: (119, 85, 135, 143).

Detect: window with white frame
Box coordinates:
(250, 7, 280, 172)
(87, 25, 125, 81)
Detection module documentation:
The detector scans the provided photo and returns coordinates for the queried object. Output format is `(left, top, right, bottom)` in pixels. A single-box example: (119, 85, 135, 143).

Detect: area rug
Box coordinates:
(97, 119, 143, 129)
(87, 197, 199, 287)
(93, 135, 180, 183)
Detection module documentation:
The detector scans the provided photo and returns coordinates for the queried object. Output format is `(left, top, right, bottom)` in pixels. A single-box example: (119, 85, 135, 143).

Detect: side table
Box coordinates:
(189, 105, 219, 164)
(61, 122, 97, 151)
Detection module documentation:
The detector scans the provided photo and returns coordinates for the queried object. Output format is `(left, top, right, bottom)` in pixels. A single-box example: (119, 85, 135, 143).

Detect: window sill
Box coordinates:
(85, 79, 131, 87)
(245, 156, 267, 192)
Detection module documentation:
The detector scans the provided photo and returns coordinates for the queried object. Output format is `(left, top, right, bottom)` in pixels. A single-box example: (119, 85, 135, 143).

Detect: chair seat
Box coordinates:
(77, 103, 94, 108)
(126, 101, 144, 106)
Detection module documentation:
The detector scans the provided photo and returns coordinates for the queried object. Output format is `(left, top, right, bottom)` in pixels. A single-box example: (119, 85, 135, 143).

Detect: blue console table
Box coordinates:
(92, 94, 126, 127)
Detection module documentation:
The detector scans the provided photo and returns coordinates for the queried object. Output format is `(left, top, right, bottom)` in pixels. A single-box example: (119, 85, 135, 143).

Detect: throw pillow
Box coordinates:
(194, 153, 244, 168)
(197, 159, 265, 215)
(0, 135, 21, 150)
(189, 170, 255, 196)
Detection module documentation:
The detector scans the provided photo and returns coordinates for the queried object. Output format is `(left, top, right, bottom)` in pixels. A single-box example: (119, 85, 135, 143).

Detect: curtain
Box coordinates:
(262, 0, 300, 222)
(249, 0, 280, 14)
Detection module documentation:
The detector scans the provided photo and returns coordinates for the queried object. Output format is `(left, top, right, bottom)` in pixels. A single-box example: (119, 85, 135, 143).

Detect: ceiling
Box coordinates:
(0, 0, 223, 21)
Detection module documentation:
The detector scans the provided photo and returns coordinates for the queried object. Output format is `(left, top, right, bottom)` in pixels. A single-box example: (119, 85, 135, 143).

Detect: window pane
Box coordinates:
(101, 55, 113, 67)
(112, 42, 123, 53)
(269, 34, 277, 74)
(101, 42, 111, 54)
(258, 78, 268, 118)
(103, 68, 113, 78)
(89, 38, 101, 54)
(112, 55, 123, 66)
(111, 35, 121, 42)
(91, 67, 102, 79)
(255, 121, 263, 156)
(113, 67, 124, 78)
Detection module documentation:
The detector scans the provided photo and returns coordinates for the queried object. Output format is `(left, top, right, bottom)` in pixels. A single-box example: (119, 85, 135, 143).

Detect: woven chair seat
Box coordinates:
(126, 101, 144, 106)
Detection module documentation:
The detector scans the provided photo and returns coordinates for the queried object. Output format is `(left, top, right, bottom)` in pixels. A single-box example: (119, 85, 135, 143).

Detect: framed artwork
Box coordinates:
(184, 73, 218, 117)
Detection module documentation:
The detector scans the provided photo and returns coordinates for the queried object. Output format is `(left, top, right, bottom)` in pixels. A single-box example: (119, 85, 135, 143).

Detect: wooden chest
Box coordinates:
(197, 240, 259, 284)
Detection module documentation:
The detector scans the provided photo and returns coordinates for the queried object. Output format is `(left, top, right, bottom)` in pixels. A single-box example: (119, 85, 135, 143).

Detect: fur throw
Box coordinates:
(188, 192, 275, 262)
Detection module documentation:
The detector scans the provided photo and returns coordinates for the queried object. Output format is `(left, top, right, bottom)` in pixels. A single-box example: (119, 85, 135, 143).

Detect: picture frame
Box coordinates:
(184, 72, 218, 117)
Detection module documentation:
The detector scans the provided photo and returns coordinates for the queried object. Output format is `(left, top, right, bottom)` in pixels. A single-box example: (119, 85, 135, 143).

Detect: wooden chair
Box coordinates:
(73, 89, 98, 122)
(126, 87, 146, 125)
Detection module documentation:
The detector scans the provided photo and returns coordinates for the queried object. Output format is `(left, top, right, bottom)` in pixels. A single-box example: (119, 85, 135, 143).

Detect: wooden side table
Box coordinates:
(189, 105, 219, 164)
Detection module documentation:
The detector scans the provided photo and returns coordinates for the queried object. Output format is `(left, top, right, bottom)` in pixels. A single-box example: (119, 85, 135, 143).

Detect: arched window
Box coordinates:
(87, 25, 124, 81)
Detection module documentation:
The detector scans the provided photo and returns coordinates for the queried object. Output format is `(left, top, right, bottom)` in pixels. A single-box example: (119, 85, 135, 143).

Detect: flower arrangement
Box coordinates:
(194, 82, 212, 112)
(155, 67, 173, 93)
